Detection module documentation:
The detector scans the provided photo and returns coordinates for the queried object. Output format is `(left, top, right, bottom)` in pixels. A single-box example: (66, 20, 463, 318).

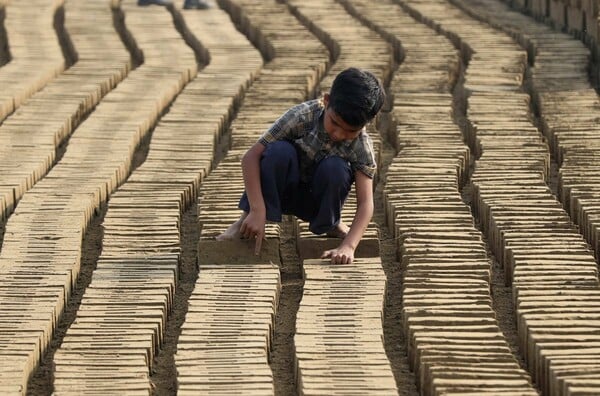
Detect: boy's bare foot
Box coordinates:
(216, 212, 248, 241)
(326, 222, 350, 239)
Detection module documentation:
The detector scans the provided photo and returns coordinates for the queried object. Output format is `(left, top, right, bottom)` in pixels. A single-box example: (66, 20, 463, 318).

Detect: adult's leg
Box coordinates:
(138, 0, 171, 6)
(308, 156, 353, 235)
(238, 140, 299, 222)
(183, 0, 210, 9)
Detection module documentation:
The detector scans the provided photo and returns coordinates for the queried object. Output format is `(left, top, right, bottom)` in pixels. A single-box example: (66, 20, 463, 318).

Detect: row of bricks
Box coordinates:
(199, 3, 393, 393)
(0, 0, 197, 393)
(296, 258, 396, 395)
(438, 0, 600, 394)
(512, 0, 600, 47)
(280, 0, 396, 393)
(0, 0, 131, 223)
(357, 0, 537, 393)
(52, 2, 253, 394)
(191, 0, 327, 393)
(0, 0, 66, 123)
(510, 0, 600, 94)
(462, 0, 600, 394)
(1, 0, 596, 392)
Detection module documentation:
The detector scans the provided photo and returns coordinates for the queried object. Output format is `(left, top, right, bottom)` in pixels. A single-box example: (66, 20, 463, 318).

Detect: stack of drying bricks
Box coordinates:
(0, 0, 130, 223)
(510, 0, 599, 44)
(188, 0, 328, 393)
(0, 1, 195, 393)
(0, 0, 66, 123)
(284, 0, 394, 261)
(451, 0, 600, 393)
(298, 257, 396, 394)
(282, 0, 397, 394)
(513, 0, 600, 94)
(343, 0, 537, 393)
(52, 4, 264, 393)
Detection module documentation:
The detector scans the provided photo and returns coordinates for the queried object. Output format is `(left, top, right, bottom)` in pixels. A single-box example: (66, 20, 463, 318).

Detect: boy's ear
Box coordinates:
(323, 93, 330, 107)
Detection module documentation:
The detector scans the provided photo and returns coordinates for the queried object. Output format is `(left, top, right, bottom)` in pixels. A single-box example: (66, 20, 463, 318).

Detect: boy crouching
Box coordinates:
(218, 68, 385, 264)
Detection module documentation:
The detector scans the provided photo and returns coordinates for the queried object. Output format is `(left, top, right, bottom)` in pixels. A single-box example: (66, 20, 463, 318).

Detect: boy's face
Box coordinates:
(323, 94, 364, 143)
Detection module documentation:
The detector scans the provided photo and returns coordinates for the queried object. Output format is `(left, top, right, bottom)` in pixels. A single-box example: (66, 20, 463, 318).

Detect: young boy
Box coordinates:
(217, 68, 385, 264)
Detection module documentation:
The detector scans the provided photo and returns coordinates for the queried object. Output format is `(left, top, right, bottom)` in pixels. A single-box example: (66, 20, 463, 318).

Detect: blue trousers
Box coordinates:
(239, 141, 353, 235)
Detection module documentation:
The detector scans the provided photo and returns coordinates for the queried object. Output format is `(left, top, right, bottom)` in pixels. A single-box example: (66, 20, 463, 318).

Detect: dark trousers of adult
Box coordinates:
(238, 140, 353, 235)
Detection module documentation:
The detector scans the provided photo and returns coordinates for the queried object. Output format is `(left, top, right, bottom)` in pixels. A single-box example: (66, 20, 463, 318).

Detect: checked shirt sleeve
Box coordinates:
(258, 103, 307, 146)
(351, 133, 377, 179)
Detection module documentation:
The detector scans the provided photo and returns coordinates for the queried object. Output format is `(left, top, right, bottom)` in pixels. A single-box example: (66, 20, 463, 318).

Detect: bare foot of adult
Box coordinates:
(326, 222, 350, 239)
(216, 213, 247, 241)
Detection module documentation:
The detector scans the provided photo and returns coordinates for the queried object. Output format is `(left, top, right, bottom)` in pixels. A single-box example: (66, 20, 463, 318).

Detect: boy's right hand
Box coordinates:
(240, 211, 266, 255)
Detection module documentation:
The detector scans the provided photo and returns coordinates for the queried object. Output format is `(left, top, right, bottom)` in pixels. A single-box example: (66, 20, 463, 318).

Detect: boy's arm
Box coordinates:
(241, 142, 267, 254)
(322, 171, 374, 264)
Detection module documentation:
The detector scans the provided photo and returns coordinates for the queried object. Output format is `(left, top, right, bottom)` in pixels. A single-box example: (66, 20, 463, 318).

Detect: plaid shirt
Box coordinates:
(258, 99, 377, 182)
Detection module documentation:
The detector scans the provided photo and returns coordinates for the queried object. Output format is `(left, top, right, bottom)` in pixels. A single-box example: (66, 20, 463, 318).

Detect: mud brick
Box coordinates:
(198, 235, 281, 264)
(296, 257, 395, 393)
(296, 225, 379, 261)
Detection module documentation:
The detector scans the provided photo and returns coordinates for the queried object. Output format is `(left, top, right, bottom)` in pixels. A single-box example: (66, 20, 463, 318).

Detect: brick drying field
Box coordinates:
(1, 0, 600, 394)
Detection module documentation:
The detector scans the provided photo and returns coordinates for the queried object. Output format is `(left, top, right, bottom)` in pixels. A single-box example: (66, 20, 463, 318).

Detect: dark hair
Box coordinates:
(328, 68, 385, 128)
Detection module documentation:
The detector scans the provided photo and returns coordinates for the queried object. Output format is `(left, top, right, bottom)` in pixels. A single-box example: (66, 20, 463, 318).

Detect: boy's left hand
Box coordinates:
(321, 245, 355, 264)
